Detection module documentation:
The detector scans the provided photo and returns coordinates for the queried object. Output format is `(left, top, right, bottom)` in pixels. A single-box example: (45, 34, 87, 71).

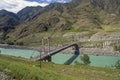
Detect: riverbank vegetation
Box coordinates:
(114, 60, 120, 69)
(81, 54, 91, 65)
(114, 45, 120, 52)
(0, 54, 120, 80)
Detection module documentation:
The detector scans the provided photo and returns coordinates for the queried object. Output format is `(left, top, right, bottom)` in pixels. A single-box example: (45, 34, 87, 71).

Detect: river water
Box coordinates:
(0, 48, 120, 68)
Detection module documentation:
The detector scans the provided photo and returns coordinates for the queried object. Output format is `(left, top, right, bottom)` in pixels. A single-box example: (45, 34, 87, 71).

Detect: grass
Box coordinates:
(0, 55, 81, 80)
(0, 54, 120, 80)
(102, 25, 120, 32)
(9, 30, 96, 47)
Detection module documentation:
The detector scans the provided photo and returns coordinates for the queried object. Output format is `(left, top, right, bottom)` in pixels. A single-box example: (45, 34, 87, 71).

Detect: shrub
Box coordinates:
(74, 61, 80, 65)
(81, 54, 91, 65)
(113, 45, 120, 51)
(6, 40, 14, 45)
(114, 60, 120, 69)
(16, 42, 24, 46)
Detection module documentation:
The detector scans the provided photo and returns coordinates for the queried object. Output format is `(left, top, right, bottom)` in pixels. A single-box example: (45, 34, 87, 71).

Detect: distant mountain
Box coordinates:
(90, 0, 120, 14)
(8, 0, 120, 39)
(17, 3, 65, 23)
(17, 1, 91, 23)
(0, 0, 119, 45)
(0, 10, 19, 31)
(17, 6, 44, 22)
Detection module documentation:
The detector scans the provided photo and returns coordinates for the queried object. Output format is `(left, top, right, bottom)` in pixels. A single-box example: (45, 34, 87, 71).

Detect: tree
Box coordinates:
(16, 41, 24, 46)
(81, 54, 91, 65)
(74, 61, 80, 65)
(114, 60, 120, 69)
(114, 45, 120, 52)
(6, 40, 14, 45)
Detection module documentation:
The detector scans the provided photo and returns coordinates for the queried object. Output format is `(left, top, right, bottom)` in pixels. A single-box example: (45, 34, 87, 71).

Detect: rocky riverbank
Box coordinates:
(0, 72, 14, 80)
(80, 48, 120, 56)
(0, 44, 120, 56)
(0, 44, 43, 52)
(0, 44, 74, 53)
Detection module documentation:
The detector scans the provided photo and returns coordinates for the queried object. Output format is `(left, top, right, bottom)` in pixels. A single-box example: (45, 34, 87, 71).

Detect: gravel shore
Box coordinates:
(0, 72, 14, 80)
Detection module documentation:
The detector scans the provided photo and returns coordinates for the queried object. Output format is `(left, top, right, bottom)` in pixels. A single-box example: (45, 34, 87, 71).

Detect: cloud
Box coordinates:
(46, 0, 52, 2)
(32, 0, 70, 3)
(0, 0, 71, 13)
(56, 0, 67, 3)
(45, 0, 68, 3)
(0, 0, 49, 13)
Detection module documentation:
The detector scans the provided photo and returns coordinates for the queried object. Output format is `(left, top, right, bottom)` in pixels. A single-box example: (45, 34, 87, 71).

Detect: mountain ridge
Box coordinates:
(0, 9, 19, 32)
(0, 0, 119, 46)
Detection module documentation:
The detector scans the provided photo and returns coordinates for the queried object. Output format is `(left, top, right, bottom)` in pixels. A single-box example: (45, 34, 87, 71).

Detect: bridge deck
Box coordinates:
(33, 43, 79, 61)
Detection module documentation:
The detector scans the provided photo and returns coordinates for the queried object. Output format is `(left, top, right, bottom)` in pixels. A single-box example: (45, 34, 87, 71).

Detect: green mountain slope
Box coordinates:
(17, 6, 43, 22)
(3, 0, 120, 46)
(0, 10, 19, 32)
(90, 0, 120, 14)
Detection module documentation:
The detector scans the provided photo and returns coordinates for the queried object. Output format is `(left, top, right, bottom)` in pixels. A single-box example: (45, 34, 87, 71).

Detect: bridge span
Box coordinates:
(33, 43, 80, 62)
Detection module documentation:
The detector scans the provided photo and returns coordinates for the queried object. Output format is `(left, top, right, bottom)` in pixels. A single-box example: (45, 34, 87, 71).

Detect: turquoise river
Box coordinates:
(0, 48, 120, 68)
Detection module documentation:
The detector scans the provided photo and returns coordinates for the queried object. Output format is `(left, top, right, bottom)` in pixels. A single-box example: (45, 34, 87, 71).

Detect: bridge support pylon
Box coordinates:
(74, 44, 80, 55)
(47, 56, 52, 62)
(42, 56, 52, 62)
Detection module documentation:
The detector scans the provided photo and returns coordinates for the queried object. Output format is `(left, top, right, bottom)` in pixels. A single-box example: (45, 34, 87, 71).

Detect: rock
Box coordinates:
(0, 72, 15, 80)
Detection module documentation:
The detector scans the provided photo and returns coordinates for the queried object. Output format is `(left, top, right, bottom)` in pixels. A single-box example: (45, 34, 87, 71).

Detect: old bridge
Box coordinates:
(33, 43, 80, 62)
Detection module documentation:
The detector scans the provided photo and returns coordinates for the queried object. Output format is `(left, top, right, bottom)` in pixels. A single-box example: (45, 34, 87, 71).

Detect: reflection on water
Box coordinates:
(52, 53, 120, 67)
(0, 48, 120, 67)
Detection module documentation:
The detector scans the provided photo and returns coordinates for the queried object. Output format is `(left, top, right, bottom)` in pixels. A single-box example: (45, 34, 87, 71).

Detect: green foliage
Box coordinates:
(0, 55, 79, 80)
(16, 41, 24, 46)
(114, 60, 120, 69)
(0, 55, 120, 80)
(114, 45, 120, 51)
(81, 54, 91, 65)
(6, 40, 14, 45)
(0, 41, 5, 44)
(74, 61, 80, 65)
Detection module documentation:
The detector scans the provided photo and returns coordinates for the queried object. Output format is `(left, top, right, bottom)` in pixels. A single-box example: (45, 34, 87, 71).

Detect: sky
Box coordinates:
(0, 0, 71, 13)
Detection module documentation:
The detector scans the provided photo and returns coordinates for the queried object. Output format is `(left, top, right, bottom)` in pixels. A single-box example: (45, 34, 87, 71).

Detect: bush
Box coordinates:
(6, 40, 14, 45)
(74, 61, 80, 65)
(16, 42, 24, 46)
(114, 60, 120, 69)
(81, 54, 91, 65)
(113, 45, 120, 51)
(0, 41, 5, 44)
